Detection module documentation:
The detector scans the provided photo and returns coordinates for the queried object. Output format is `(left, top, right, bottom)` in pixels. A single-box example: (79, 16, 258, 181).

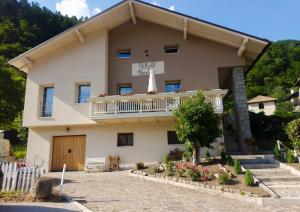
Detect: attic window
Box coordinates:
(117, 49, 131, 58)
(164, 45, 179, 54)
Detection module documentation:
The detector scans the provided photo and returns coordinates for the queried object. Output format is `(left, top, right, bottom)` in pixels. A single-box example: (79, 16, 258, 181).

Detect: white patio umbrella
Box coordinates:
(148, 68, 157, 93)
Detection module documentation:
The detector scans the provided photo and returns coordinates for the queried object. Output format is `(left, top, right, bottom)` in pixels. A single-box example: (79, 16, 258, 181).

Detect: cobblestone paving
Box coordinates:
(47, 171, 300, 212)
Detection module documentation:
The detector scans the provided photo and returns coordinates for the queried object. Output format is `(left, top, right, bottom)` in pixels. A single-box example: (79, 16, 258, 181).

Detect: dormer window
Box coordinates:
(164, 45, 179, 54)
(117, 49, 131, 58)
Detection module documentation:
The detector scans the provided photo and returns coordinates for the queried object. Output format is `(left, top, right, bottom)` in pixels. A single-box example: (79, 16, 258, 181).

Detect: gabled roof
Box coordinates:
(247, 95, 277, 104)
(8, 0, 270, 73)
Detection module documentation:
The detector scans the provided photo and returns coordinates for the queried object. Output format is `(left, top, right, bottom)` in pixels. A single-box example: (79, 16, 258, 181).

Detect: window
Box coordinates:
(258, 102, 264, 109)
(77, 84, 90, 103)
(117, 49, 131, 58)
(165, 81, 181, 92)
(118, 84, 133, 95)
(167, 131, 181, 145)
(41, 86, 54, 117)
(164, 45, 179, 54)
(117, 133, 133, 146)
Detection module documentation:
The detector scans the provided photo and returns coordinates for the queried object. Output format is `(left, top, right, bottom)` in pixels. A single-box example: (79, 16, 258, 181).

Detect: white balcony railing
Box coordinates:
(90, 90, 227, 119)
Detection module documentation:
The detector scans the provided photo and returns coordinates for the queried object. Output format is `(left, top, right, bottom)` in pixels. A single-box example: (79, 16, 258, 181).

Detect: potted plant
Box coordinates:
(245, 138, 255, 155)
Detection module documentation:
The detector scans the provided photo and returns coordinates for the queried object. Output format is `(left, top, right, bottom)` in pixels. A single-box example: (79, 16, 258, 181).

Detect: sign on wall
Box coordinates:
(132, 61, 164, 76)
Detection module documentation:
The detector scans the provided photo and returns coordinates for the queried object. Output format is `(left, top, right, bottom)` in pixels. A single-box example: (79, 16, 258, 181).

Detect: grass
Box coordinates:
(12, 144, 27, 160)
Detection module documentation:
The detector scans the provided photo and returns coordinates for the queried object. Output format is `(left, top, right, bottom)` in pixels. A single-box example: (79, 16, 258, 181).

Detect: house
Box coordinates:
(8, 0, 270, 172)
(287, 78, 300, 111)
(247, 95, 277, 116)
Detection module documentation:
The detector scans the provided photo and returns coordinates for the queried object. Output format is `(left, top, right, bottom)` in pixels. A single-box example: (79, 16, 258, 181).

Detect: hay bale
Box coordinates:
(30, 177, 53, 199)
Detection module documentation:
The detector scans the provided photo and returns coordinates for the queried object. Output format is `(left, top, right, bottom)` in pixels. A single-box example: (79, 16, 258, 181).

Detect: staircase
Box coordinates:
(223, 113, 241, 155)
(240, 157, 300, 198)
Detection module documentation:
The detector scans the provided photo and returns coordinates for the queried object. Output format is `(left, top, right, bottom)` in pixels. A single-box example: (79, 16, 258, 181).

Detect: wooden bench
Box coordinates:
(85, 157, 106, 172)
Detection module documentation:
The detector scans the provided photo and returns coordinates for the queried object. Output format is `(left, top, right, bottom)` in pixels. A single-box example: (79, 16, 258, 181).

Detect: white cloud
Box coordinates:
(56, 0, 101, 18)
(151, 1, 160, 6)
(169, 5, 175, 11)
(92, 7, 101, 16)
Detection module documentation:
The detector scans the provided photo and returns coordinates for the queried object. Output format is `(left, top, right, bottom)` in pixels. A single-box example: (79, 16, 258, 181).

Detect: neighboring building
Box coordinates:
(287, 78, 300, 111)
(247, 95, 277, 116)
(8, 0, 270, 172)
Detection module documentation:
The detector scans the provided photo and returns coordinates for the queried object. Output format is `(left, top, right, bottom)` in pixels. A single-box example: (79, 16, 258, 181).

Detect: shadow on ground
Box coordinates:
(0, 205, 77, 212)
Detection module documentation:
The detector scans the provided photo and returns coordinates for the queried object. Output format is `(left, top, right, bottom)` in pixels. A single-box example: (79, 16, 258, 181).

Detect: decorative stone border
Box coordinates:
(130, 166, 300, 206)
(130, 170, 270, 205)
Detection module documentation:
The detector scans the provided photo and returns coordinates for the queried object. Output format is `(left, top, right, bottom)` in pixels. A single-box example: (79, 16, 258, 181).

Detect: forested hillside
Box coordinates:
(246, 40, 300, 101)
(0, 0, 80, 130)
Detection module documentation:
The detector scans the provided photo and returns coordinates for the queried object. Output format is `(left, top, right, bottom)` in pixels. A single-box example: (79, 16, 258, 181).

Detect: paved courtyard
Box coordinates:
(47, 171, 300, 212)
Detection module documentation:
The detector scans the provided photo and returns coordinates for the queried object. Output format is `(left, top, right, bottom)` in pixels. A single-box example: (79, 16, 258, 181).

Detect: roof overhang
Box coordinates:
(8, 0, 270, 73)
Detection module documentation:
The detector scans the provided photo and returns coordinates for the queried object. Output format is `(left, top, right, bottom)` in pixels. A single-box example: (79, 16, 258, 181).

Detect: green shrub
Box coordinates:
(244, 169, 255, 186)
(166, 161, 175, 176)
(12, 145, 26, 160)
(187, 168, 200, 181)
(233, 159, 242, 175)
(273, 144, 281, 158)
(164, 154, 170, 164)
(135, 162, 145, 170)
(221, 149, 227, 164)
(286, 149, 295, 163)
(226, 155, 234, 166)
(205, 149, 210, 161)
(218, 172, 234, 185)
(286, 118, 300, 151)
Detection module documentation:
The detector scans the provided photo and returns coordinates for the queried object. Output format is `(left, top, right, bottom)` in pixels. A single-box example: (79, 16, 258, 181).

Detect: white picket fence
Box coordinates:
(1, 162, 44, 193)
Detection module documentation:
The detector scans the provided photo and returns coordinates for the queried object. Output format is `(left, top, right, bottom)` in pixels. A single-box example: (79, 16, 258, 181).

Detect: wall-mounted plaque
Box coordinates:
(132, 61, 164, 76)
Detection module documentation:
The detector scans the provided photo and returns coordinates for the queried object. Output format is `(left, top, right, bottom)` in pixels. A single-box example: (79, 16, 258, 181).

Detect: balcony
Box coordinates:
(90, 89, 227, 121)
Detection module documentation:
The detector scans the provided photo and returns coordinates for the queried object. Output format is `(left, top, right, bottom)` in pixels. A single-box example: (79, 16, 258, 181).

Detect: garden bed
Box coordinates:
(132, 159, 270, 198)
(0, 191, 64, 203)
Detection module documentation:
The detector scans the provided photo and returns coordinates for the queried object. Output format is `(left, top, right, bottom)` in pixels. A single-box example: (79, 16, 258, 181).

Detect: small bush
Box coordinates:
(221, 149, 227, 164)
(244, 169, 255, 186)
(205, 149, 210, 161)
(233, 159, 242, 175)
(226, 155, 234, 166)
(218, 172, 234, 185)
(164, 154, 170, 164)
(135, 162, 145, 170)
(286, 149, 295, 163)
(187, 168, 200, 181)
(273, 144, 281, 158)
(166, 161, 175, 176)
(153, 164, 163, 173)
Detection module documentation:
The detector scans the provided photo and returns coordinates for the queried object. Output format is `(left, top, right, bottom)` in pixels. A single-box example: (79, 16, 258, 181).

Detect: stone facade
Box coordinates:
(231, 67, 252, 153)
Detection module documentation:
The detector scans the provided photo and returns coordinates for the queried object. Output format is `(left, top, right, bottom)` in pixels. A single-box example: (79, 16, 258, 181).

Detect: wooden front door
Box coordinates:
(52, 135, 86, 171)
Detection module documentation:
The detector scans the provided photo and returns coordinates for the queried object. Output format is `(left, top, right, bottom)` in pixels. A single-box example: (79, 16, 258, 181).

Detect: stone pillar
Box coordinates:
(231, 67, 252, 154)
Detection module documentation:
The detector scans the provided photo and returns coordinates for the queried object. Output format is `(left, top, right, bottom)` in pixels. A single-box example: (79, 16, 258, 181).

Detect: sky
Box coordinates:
(28, 0, 300, 41)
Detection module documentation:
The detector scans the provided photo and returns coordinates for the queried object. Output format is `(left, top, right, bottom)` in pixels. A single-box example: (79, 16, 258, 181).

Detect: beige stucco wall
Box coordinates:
(248, 101, 276, 116)
(108, 20, 246, 95)
(26, 122, 224, 172)
(23, 29, 108, 127)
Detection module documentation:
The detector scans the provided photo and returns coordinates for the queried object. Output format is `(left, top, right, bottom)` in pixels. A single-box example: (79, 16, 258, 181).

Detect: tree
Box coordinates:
(286, 118, 300, 153)
(174, 91, 222, 165)
(274, 102, 294, 117)
(0, 0, 80, 131)
(12, 112, 28, 143)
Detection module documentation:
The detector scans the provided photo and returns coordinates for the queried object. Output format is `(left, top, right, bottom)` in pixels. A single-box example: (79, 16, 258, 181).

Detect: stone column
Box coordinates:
(231, 67, 252, 154)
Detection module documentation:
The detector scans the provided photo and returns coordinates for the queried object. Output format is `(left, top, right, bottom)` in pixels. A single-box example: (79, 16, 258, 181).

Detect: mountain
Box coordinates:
(246, 40, 300, 101)
(0, 0, 80, 129)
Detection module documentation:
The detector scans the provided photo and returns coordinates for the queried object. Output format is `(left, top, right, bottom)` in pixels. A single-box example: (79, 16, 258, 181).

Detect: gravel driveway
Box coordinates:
(47, 171, 300, 212)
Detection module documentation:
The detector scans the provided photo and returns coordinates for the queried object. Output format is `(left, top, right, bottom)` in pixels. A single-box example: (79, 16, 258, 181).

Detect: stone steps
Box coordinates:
(251, 168, 291, 176)
(243, 163, 279, 169)
(239, 157, 300, 198)
(258, 176, 300, 182)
